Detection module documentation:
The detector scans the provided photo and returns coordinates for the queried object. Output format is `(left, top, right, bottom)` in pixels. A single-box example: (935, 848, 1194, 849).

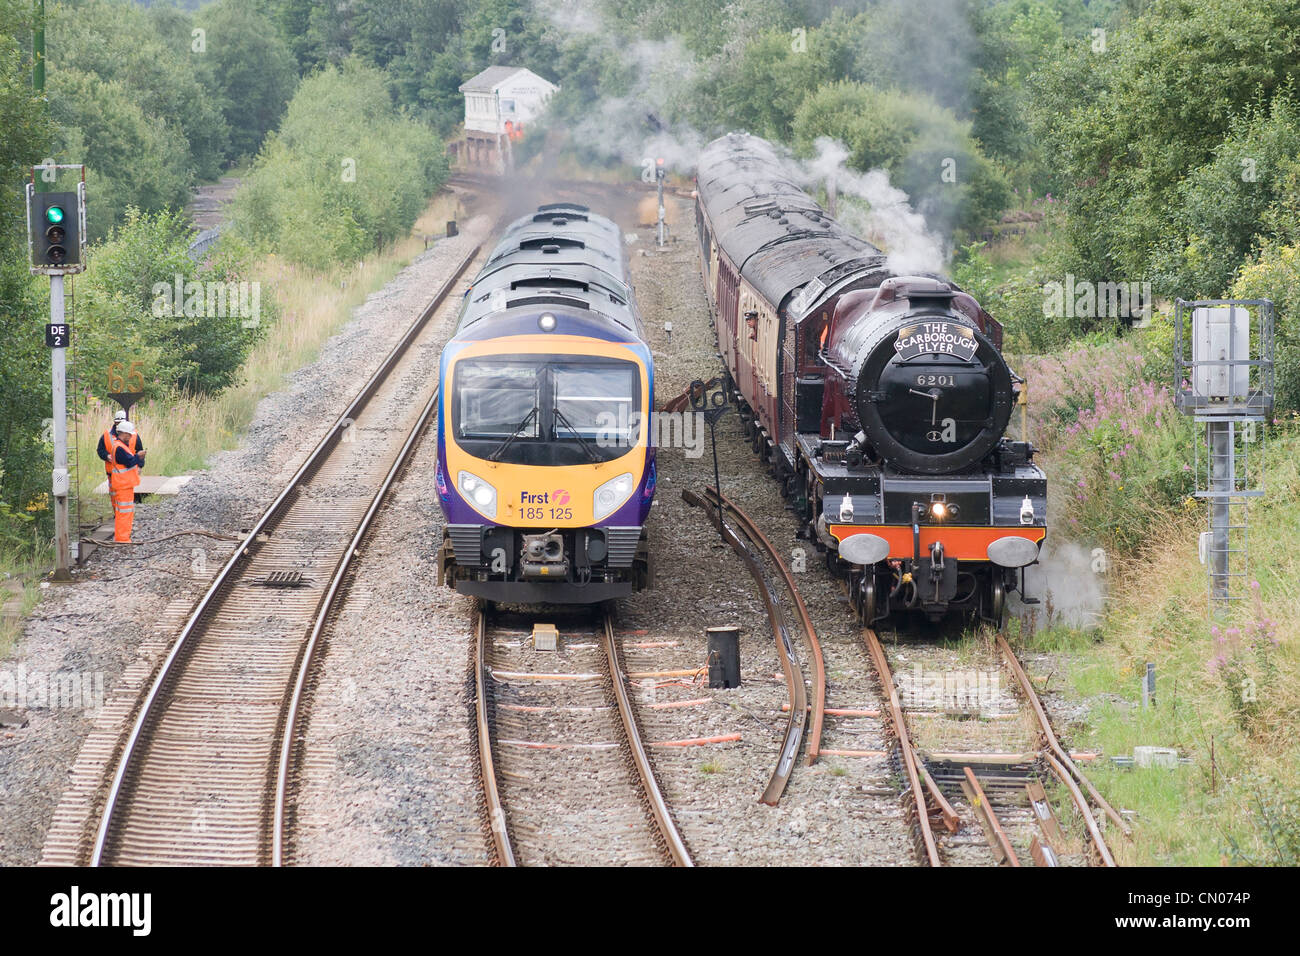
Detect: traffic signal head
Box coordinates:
(30, 191, 80, 270)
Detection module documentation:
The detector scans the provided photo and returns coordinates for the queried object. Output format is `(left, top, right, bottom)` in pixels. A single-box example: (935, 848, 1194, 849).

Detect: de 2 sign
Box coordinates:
(45, 323, 70, 347)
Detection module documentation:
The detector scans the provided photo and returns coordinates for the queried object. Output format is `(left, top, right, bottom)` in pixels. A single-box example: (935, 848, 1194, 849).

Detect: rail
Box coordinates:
(89, 244, 481, 866)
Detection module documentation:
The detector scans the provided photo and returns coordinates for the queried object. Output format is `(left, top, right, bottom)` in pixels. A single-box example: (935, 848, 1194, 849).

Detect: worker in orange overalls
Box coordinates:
(96, 410, 146, 464)
(104, 419, 144, 543)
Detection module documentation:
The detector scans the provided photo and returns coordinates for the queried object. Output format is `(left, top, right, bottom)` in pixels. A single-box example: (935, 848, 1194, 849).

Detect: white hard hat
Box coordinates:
(114, 410, 126, 421)
(117, 420, 136, 435)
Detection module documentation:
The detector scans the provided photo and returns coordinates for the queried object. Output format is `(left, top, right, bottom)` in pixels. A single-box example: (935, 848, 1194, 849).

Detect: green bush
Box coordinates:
(951, 241, 1077, 352)
(50, 0, 230, 180)
(194, 0, 299, 162)
(1231, 241, 1300, 413)
(1153, 96, 1300, 298)
(232, 59, 447, 268)
(48, 69, 193, 241)
(792, 81, 1011, 238)
(75, 208, 268, 400)
(1029, 0, 1300, 293)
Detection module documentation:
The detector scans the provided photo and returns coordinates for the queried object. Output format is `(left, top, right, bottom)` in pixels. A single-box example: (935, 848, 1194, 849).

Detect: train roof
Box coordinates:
(457, 203, 643, 337)
(698, 132, 887, 317)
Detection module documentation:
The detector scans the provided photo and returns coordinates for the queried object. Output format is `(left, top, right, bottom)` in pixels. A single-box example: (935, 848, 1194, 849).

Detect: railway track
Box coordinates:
(683, 486, 826, 805)
(85, 244, 483, 867)
(866, 626, 1126, 867)
(474, 604, 692, 866)
(684, 473, 1123, 866)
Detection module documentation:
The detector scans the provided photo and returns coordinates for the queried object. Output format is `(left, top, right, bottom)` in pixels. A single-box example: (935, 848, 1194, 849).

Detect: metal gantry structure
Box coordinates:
(1173, 299, 1275, 611)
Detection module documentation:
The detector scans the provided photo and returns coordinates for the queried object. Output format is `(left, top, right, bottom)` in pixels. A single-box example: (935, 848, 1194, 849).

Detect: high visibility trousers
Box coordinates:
(112, 489, 135, 543)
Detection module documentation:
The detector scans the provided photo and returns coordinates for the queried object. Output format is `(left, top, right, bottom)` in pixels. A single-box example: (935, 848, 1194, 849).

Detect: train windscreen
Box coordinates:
(452, 356, 641, 465)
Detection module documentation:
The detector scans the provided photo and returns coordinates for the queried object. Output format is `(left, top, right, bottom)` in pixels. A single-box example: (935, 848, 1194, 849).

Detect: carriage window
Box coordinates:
(457, 363, 539, 438)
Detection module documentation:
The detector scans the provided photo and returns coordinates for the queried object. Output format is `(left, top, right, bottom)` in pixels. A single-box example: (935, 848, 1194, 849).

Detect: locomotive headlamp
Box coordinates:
(458, 471, 498, 518)
(538, 312, 557, 331)
(931, 502, 947, 519)
(594, 472, 634, 521)
(839, 494, 854, 523)
(1020, 495, 1035, 525)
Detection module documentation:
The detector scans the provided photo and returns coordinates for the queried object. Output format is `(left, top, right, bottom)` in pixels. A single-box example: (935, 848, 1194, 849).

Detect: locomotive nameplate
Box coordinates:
(893, 322, 978, 362)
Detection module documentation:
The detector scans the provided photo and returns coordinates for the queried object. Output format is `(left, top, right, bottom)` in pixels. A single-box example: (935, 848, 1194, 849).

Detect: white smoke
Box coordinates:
(1009, 539, 1107, 631)
(528, 3, 947, 273)
(531, 0, 705, 170)
(795, 137, 947, 274)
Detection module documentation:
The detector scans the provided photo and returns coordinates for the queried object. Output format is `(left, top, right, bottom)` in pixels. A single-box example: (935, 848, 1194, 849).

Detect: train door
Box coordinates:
(779, 309, 794, 454)
(713, 259, 726, 358)
(722, 261, 739, 381)
(740, 288, 759, 408)
(759, 301, 777, 433)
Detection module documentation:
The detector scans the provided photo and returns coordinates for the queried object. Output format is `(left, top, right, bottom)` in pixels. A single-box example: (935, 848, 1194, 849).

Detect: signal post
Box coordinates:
(26, 164, 86, 580)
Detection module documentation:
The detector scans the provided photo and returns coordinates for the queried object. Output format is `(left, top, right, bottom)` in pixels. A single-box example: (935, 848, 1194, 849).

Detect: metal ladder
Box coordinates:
(1196, 418, 1264, 606)
(66, 275, 83, 562)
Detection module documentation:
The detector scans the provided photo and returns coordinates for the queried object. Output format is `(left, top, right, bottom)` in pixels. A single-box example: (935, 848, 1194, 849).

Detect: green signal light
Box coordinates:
(46, 205, 65, 224)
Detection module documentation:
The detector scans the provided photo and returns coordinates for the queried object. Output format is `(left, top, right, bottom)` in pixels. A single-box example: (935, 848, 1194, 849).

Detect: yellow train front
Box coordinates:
(436, 203, 654, 604)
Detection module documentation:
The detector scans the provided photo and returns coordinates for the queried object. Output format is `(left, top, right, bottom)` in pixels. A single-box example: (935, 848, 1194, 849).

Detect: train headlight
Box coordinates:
(593, 472, 634, 521)
(931, 502, 947, 520)
(1020, 495, 1035, 525)
(538, 312, 557, 331)
(458, 471, 497, 518)
(838, 494, 854, 523)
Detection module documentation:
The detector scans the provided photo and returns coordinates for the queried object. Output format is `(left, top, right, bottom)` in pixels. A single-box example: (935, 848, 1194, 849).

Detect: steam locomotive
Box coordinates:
(695, 133, 1045, 625)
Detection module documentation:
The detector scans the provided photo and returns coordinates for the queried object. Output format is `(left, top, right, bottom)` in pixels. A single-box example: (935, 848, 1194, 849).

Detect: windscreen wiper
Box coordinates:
(553, 407, 601, 462)
(488, 406, 539, 461)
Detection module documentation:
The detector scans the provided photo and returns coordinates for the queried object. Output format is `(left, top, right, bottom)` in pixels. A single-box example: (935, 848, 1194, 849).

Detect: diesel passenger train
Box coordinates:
(436, 204, 654, 603)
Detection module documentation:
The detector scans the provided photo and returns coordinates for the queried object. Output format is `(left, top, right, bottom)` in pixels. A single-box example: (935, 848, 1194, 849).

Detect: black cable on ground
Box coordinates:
(86, 529, 244, 547)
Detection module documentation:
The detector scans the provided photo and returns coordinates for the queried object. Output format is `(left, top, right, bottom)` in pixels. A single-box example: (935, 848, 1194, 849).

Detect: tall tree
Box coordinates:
(0, 0, 55, 534)
(196, 0, 299, 162)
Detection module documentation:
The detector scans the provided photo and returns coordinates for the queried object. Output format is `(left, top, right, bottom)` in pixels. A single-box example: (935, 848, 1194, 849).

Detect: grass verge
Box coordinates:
(1020, 395, 1300, 865)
